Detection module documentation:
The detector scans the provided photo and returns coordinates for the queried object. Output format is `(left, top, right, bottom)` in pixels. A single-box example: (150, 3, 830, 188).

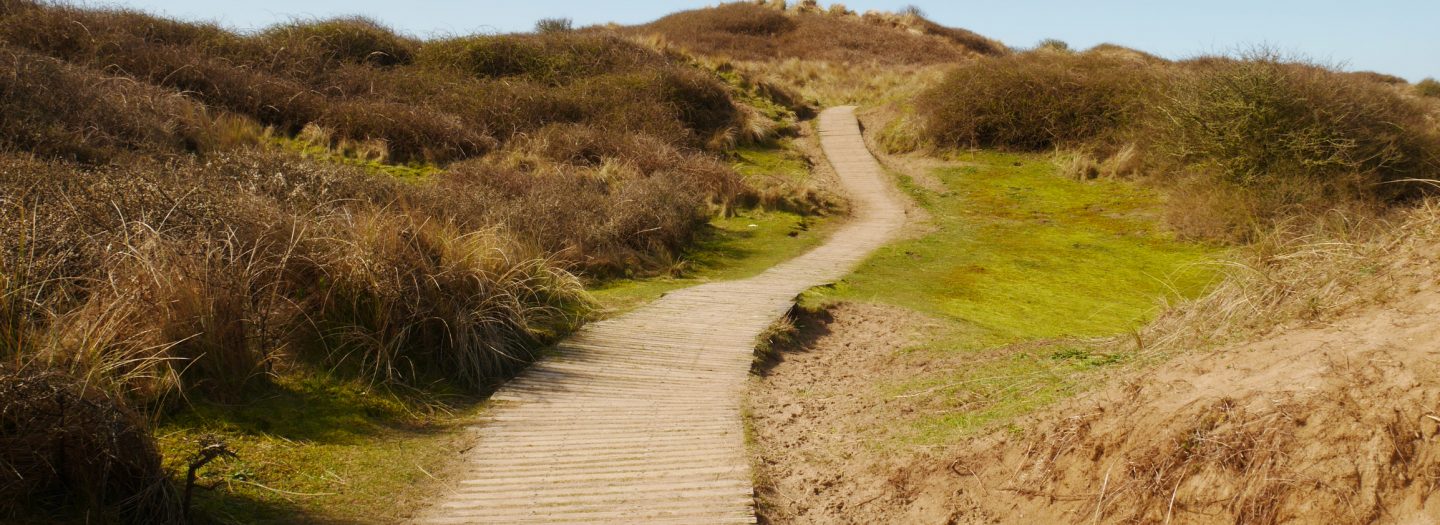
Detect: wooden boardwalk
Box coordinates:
(415, 106, 906, 524)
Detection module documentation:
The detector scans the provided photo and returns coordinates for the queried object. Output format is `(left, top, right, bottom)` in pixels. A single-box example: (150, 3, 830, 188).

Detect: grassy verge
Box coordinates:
(733, 141, 809, 184)
(802, 151, 1221, 444)
(155, 371, 478, 524)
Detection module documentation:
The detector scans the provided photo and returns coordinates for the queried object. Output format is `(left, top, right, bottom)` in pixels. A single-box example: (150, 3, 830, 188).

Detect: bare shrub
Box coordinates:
(1159, 55, 1438, 189)
(915, 49, 1438, 242)
(534, 17, 573, 34)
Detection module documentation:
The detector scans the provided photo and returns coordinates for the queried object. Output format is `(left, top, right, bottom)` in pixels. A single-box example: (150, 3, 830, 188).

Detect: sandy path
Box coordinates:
(414, 106, 906, 524)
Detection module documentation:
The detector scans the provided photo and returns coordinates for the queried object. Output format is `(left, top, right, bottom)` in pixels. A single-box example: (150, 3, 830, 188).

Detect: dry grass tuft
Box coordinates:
(1141, 200, 1440, 354)
(258, 17, 417, 71)
(0, 48, 208, 162)
(0, 365, 182, 523)
(950, 201, 1440, 524)
(306, 210, 590, 389)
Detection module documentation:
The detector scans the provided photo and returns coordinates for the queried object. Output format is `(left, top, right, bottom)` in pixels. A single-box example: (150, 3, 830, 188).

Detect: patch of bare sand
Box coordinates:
(750, 244, 1440, 524)
(748, 302, 960, 525)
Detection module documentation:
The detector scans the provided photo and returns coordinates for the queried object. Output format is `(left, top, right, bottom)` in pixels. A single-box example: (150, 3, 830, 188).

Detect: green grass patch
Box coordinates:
(270, 136, 442, 180)
(733, 140, 809, 184)
(156, 371, 478, 524)
(804, 150, 1221, 443)
(590, 209, 833, 314)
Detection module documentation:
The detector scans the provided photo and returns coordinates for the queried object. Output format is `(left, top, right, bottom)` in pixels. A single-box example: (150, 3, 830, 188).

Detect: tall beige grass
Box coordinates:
(309, 209, 590, 389)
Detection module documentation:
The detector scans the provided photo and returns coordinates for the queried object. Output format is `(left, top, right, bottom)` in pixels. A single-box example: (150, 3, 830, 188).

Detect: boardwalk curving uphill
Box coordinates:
(416, 106, 906, 524)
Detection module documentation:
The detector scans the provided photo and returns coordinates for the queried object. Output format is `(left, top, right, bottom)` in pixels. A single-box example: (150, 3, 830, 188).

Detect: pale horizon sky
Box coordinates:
(80, 1, 1438, 81)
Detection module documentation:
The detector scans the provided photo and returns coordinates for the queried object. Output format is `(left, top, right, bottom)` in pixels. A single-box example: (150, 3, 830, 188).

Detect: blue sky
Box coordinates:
(96, 1, 1437, 81)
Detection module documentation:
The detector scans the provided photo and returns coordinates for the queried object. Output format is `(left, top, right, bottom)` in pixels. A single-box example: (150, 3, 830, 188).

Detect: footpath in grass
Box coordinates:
(803, 150, 1220, 444)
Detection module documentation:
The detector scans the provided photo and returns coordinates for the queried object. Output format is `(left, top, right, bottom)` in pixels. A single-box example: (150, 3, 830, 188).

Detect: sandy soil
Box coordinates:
(749, 244, 1440, 524)
(747, 302, 959, 524)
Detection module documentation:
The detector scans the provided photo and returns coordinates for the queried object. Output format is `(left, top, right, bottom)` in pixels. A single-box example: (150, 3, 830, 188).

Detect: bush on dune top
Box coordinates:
(915, 49, 1440, 242)
(917, 51, 1157, 152)
(1159, 56, 1438, 189)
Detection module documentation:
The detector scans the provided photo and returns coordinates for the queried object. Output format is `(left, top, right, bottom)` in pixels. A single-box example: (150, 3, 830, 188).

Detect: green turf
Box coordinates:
(733, 141, 810, 183)
(155, 371, 475, 524)
(802, 150, 1221, 443)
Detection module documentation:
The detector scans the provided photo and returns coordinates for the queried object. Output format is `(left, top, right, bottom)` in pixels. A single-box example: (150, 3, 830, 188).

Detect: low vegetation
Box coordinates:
(911, 47, 1440, 242)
